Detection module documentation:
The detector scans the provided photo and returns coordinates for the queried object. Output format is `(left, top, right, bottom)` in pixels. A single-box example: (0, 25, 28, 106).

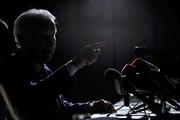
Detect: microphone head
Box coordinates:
(104, 68, 128, 94)
(131, 58, 160, 73)
(121, 64, 136, 76)
(104, 68, 135, 94)
(104, 68, 121, 83)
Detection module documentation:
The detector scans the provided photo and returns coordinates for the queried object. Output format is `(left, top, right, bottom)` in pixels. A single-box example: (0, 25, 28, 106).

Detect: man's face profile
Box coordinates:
(21, 16, 57, 64)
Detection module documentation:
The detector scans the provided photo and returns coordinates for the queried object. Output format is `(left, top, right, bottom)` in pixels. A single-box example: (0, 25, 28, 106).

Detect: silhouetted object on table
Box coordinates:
(105, 57, 180, 118)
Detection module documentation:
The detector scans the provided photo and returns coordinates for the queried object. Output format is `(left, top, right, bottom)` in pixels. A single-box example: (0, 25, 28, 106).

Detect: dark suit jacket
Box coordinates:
(2, 50, 89, 120)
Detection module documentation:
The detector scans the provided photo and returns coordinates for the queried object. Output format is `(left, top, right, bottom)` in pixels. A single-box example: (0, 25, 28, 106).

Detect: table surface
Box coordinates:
(89, 95, 180, 120)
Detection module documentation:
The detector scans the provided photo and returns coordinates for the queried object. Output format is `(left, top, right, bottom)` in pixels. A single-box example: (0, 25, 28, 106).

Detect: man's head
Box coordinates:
(14, 9, 57, 64)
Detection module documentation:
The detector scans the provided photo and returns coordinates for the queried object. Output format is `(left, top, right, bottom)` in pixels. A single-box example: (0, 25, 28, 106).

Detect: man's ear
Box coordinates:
(16, 35, 27, 47)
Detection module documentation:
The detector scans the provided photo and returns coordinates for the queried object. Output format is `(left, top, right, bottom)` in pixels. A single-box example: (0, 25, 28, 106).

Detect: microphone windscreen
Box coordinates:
(104, 68, 121, 83)
(104, 68, 131, 94)
(131, 58, 159, 72)
(121, 64, 136, 76)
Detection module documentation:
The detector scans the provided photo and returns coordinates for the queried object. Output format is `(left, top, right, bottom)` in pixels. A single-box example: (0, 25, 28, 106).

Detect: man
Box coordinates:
(3, 9, 115, 120)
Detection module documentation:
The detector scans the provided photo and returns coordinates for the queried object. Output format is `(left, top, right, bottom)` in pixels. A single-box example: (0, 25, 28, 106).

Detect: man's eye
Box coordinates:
(41, 35, 54, 39)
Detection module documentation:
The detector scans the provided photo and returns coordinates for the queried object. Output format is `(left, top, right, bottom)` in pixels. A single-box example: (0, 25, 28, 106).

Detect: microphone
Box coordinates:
(104, 68, 133, 106)
(104, 68, 121, 84)
(131, 58, 160, 74)
(104, 68, 135, 95)
(104, 68, 124, 95)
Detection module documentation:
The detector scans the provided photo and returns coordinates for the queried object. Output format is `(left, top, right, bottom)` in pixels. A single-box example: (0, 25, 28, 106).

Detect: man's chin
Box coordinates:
(35, 56, 52, 64)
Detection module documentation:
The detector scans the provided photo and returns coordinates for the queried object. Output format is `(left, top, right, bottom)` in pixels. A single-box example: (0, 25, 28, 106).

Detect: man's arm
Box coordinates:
(30, 42, 106, 94)
(56, 95, 115, 119)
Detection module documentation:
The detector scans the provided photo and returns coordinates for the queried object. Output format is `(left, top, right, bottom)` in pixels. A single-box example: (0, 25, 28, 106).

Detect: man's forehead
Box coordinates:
(19, 14, 55, 28)
(22, 20, 56, 35)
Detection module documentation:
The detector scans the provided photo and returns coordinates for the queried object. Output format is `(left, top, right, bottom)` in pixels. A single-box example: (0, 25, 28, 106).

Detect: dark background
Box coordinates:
(1, 0, 180, 103)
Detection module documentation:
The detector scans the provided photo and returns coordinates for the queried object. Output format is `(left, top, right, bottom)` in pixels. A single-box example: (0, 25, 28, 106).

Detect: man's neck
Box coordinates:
(33, 61, 44, 74)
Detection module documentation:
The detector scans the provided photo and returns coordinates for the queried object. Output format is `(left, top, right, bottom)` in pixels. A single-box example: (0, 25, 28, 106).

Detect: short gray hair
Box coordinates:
(13, 8, 56, 48)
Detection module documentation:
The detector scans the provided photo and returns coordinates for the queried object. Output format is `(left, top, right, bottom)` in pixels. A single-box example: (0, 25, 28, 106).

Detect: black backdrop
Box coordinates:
(1, 0, 180, 103)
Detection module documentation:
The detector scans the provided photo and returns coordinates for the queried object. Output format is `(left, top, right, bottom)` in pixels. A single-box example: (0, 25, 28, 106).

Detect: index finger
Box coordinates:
(87, 41, 106, 49)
